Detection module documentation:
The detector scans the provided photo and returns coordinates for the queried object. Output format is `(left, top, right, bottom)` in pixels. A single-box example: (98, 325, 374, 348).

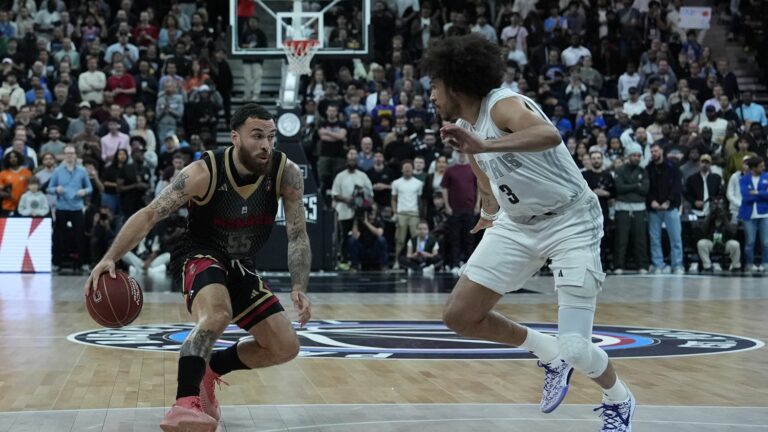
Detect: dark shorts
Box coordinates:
(176, 254, 284, 330)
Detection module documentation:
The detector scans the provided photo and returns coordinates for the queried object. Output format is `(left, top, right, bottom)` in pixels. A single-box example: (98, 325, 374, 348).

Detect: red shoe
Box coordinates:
(160, 396, 218, 432)
(200, 366, 228, 421)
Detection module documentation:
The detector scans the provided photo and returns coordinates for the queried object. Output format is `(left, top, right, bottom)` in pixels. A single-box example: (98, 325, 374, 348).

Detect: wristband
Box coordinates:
(480, 208, 500, 221)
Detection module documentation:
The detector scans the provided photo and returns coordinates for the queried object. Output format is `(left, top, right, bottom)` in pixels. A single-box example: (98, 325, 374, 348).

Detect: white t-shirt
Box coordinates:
(331, 169, 373, 221)
(391, 176, 423, 214)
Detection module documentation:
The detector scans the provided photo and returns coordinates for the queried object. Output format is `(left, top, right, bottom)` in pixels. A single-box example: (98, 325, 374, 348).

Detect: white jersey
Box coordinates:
(456, 88, 587, 217)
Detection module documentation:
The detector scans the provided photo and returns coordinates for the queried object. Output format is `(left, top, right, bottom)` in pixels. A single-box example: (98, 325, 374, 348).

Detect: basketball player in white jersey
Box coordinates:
(422, 35, 636, 431)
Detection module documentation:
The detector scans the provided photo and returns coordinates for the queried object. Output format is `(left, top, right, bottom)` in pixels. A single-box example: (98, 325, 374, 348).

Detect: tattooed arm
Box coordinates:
(85, 160, 209, 295)
(281, 160, 312, 326)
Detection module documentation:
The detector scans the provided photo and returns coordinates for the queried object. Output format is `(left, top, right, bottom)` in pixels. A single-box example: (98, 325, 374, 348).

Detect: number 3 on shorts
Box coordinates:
(498, 184, 520, 204)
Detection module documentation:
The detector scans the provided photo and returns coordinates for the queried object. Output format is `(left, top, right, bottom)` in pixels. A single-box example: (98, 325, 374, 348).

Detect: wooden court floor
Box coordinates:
(0, 272, 765, 431)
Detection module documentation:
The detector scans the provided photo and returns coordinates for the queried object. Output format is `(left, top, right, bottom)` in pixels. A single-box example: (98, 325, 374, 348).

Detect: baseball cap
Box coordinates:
(705, 105, 716, 112)
(628, 87, 638, 95)
(79, 101, 91, 109)
(2, 58, 13, 64)
(700, 154, 712, 163)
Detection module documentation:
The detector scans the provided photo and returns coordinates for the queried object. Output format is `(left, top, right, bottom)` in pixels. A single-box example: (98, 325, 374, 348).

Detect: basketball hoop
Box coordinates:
(282, 39, 320, 76)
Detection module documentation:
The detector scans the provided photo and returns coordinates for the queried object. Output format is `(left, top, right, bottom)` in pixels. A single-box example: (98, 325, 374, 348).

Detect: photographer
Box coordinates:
(332, 148, 373, 265)
(696, 196, 741, 272)
(398, 221, 442, 275)
(348, 207, 387, 271)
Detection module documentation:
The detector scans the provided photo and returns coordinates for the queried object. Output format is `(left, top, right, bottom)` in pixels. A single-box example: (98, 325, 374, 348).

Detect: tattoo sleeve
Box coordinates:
(283, 164, 311, 292)
(179, 328, 218, 360)
(149, 172, 190, 220)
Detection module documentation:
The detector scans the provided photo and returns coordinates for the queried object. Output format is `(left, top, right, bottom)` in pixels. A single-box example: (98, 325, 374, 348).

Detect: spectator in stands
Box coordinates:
(117, 148, 150, 219)
(727, 155, 751, 223)
(48, 145, 92, 273)
(471, 14, 497, 44)
(367, 151, 394, 212)
(715, 59, 739, 101)
(0, 150, 32, 216)
(583, 150, 615, 266)
(725, 137, 756, 182)
(738, 156, 768, 272)
(621, 126, 652, 167)
(736, 91, 768, 128)
(684, 154, 724, 218)
(579, 56, 603, 97)
(441, 151, 476, 274)
(669, 85, 695, 126)
(348, 206, 387, 271)
(410, 3, 442, 57)
(187, 85, 219, 135)
(40, 126, 66, 161)
(17, 176, 49, 217)
(356, 137, 375, 171)
(106, 62, 136, 108)
(391, 159, 423, 269)
(561, 35, 591, 68)
(647, 143, 684, 274)
(614, 143, 650, 274)
(155, 80, 184, 144)
(718, 96, 741, 127)
(0, 72, 25, 110)
(317, 104, 348, 202)
(399, 220, 441, 275)
(100, 119, 130, 166)
(634, 95, 658, 128)
(329, 149, 373, 265)
(698, 106, 728, 147)
(79, 57, 106, 106)
(623, 87, 645, 117)
(618, 64, 642, 101)
(696, 195, 740, 272)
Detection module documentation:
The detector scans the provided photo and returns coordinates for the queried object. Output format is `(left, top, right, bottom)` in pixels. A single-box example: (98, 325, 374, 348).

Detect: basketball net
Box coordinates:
(282, 39, 319, 76)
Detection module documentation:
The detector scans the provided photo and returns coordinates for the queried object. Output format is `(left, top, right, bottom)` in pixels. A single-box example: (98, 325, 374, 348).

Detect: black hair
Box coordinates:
(3, 150, 23, 167)
(747, 156, 764, 170)
(230, 103, 274, 131)
(421, 34, 503, 100)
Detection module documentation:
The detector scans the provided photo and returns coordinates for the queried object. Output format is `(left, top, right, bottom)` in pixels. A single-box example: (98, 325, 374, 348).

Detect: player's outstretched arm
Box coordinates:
(440, 97, 562, 154)
(281, 160, 312, 327)
(84, 160, 209, 296)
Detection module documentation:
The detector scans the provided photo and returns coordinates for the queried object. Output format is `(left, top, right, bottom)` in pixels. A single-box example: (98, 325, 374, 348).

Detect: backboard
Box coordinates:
(230, 0, 371, 59)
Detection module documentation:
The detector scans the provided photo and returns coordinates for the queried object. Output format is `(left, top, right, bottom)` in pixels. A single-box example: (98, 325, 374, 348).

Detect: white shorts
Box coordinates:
(464, 190, 606, 300)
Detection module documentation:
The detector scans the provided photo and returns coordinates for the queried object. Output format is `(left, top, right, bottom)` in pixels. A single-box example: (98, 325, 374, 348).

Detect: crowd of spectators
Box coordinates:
(299, 0, 768, 274)
(0, 0, 230, 273)
(1, 0, 767, 276)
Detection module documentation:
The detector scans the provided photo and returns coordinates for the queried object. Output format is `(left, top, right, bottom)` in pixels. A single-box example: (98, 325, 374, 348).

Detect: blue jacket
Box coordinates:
(738, 173, 768, 221)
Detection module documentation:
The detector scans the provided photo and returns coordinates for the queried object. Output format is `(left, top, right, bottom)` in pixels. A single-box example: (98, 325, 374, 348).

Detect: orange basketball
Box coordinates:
(85, 271, 143, 328)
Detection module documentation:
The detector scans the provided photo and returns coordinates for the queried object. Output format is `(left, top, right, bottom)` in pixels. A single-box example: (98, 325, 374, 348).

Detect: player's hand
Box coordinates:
(440, 124, 489, 154)
(85, 258, 116, 297)
(291, 290, 311, 327)
(470, 217, 494, 234)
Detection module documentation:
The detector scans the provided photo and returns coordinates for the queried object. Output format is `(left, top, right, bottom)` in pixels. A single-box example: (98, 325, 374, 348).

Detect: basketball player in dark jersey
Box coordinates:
(85, 104, 311, 432)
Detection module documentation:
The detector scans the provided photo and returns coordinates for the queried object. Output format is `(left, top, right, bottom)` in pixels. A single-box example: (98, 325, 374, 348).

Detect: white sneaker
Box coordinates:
(730, 263, 742, 272)
(673, 268, 685, 275)
(450, 266, 461, 276)
(613, 268, 623, 275)
(712, 263, 722, 272)
(595, 389, 636, 432)
(689, 262, 699, 273)
(423, 264, 435, 275)
(758, 265, 766, 272)
(392, 262, 400, 271)
(407, 268, 415, 276)
(661, 266, 671, 274)
(746, 264, 758, 272)
(651, 268, 661, 275)
(638, 268, 648, 275)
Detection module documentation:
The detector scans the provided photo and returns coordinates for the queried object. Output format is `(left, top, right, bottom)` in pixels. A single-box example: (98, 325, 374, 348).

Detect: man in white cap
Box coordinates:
(613, 142, 650, 274)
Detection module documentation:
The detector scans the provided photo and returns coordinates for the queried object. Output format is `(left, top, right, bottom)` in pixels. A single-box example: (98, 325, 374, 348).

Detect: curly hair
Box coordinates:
(420, 34, 504, 100)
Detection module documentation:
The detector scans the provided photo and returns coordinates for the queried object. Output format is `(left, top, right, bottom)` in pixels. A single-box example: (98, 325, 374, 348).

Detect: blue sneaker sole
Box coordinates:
(541, 367, 575, 414)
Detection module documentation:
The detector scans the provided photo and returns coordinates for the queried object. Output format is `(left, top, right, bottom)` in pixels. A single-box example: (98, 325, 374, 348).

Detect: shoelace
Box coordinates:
(538, 361, 561, 399)
(593, 403, 629, 430)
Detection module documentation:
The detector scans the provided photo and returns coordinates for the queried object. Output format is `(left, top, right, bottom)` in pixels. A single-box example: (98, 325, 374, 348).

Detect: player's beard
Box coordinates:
(238, 149, 272, 176)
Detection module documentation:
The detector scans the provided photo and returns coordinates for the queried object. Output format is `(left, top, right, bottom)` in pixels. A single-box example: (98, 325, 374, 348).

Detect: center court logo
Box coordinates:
(67, 321, 764, 360)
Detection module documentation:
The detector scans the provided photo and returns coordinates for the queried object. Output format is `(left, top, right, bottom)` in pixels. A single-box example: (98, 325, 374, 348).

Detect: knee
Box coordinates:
(200, 310, 232, 333)
(696, 239, 706, 249)
(558, 333, 608, 378)
(443, 304, 475, 335)
(270, 336, 301, 364)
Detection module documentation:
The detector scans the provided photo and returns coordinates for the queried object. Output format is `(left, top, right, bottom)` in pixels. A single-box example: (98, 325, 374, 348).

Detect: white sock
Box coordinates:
(603, 379, 630, 402)
(519, 328, 559, 363)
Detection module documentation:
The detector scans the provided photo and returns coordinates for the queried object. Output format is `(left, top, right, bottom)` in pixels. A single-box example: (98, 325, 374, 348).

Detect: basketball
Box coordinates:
(85, 271, 143, 328)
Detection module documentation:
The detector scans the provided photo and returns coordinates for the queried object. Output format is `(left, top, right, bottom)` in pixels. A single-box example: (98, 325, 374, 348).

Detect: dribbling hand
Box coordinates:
(84, 259, 116, 297)
(470, 218, 494, 234)
(440, 124, 489, 154)
(291, 291, 312, 328)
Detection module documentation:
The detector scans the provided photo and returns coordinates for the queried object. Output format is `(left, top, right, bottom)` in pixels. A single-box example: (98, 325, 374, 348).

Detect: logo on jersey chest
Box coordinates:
(212, 214, 274, 229)
(476, 152, 523, 180)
